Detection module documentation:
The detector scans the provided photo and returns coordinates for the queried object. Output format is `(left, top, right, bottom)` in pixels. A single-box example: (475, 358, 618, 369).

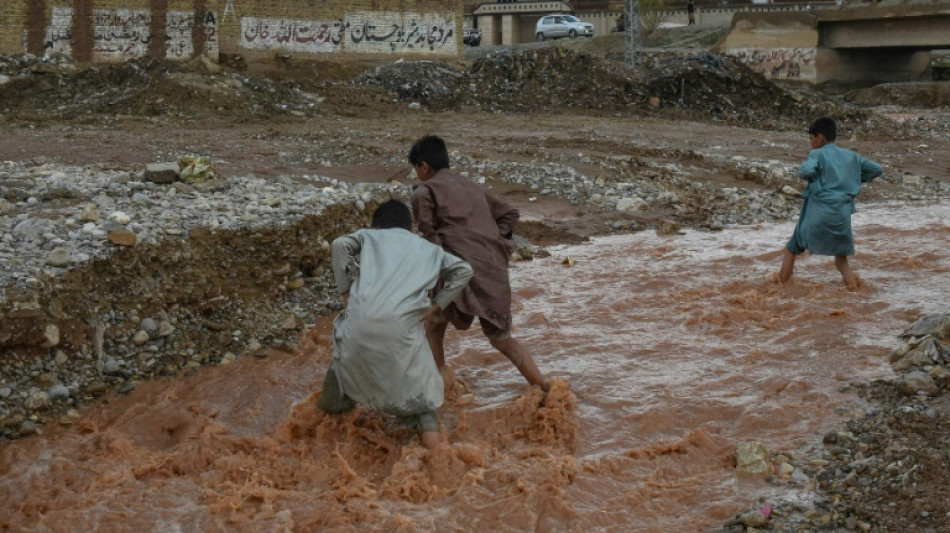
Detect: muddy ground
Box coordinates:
(1, 24, 950, 531)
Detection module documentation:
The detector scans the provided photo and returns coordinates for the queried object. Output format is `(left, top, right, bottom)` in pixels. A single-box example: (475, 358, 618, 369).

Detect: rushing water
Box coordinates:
(2, 202, 948, 532)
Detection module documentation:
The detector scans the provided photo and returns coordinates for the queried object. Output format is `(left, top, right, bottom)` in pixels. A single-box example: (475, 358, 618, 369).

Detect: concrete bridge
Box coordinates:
(714, 1, 950, 83)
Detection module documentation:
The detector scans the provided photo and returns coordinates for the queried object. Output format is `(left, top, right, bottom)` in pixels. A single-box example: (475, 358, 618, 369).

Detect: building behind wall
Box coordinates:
(0, 0, 462, 63)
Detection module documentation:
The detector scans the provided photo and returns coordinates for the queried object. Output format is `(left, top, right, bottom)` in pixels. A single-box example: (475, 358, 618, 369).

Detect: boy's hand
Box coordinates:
(421, 303, 442, 323)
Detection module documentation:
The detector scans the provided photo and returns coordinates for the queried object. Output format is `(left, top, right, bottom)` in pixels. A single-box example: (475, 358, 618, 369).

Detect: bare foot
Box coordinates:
(844, 274, 863, 291)
(421, 431, 440, 449)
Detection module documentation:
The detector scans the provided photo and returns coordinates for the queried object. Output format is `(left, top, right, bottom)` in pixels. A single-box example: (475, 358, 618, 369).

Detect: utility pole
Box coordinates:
(625, 0, 642, 67)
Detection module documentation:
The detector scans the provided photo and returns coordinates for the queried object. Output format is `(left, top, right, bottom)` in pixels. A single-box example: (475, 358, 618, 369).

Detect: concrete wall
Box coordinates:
(0, 0, 462, 62)
(715, 5, 950, 84)
(715, 11, 820, 82)
(816, 47, 933, 83)
(821, 15, 950, 48)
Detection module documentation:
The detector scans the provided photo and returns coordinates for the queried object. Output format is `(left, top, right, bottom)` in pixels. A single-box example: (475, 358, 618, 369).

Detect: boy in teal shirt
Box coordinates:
(777, 117, 884, 288)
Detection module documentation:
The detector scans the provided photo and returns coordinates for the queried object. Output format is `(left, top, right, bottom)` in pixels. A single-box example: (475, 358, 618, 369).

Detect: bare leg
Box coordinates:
(778, 248, 796, 283)
(424, 312, 449, 368)
(835, 255, 857, 289)
(489, 335, 549, 391)
(421, 431, 440, 449)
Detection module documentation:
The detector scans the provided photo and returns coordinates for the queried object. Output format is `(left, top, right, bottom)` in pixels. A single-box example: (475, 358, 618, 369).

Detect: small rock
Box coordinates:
(79, 203, 100, 222)
(42, 324, 60, 348)
(132, 330, 150, 346)
(19, 420, 38, 436)
(48, 384, 70, 401)
(157, 321, 175, 337)
(736, 441, 773, 476)
(25, 390, 50, 410)
(655, 219, 681, 236)
(144, 162, 181, 184)
(107, 229, 136, 246)
(899, 371, 938, 396)
(47, 248, 71, 267)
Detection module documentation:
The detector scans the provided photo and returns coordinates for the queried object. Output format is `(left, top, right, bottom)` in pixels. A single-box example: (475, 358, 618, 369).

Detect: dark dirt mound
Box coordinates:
(642, 54, 817, 127)
(847, 82, 950, 109)
(353, 46, 888, 133)
(0, 54, 402, 121)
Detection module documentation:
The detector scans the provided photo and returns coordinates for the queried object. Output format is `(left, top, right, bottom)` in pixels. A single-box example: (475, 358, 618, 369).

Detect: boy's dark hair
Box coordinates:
(372, 199, 412, 230)
(408, 135, 450, 171)
(808, 117, 837, 142)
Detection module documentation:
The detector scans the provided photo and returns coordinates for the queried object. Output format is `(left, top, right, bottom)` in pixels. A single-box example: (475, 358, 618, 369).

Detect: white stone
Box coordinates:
(616, 197, 648, 212)
(42, 324, 60, 348)
(132, 330, 150, 346)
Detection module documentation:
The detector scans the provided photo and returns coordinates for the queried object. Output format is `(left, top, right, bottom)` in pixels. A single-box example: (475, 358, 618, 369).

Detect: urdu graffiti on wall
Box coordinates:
(92, 9, 151, 59)
(239, 12, 456, 54)
(241, 17, 344, 53)
(166, 11, 220, 59)
(726, 47, 816, 80)
(345, 11, 456, 53)
(41, 8, 217, 61)
(43, 7, 73, 57)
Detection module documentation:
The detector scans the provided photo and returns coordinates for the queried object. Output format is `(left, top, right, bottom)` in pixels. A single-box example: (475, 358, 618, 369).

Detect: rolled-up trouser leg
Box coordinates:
(317, 363, 356, 414)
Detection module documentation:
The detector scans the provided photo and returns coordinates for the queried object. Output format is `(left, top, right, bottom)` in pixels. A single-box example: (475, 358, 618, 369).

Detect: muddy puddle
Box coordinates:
(2, 202, 948, 532)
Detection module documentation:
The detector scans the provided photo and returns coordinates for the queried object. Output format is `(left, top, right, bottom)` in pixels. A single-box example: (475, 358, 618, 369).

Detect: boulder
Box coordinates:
(144, 162, 181, 184)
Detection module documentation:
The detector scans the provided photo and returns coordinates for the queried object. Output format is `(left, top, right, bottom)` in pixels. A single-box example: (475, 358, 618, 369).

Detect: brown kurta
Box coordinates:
(411, 169, 518, 332)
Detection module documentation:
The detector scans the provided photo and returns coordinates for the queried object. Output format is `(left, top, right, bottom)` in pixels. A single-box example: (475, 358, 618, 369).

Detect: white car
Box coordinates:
(535, 14, 595, 41)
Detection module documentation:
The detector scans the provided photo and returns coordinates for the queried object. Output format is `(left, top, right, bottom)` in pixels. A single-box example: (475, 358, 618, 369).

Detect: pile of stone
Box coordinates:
(455, 151, 803, 230)
(723, 315, 950, 532)
(642, 53, 818, 128)
(0, 53, 326, 120)
(352, 59, 467, 110)
(0, 159, 408, 299)
(889, 314, 950, 395)
(464, 46, 641, 112)
(352, 46, 895, 135)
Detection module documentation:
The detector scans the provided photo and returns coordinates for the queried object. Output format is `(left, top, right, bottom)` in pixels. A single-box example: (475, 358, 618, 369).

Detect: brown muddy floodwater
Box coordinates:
(2, 202, 949, 532)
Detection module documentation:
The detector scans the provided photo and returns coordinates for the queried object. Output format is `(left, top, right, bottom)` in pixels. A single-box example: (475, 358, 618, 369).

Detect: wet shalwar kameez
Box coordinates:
(787, 142, 883, 256)
(319, 228, 473, 430)
(410, 169, 519, 336)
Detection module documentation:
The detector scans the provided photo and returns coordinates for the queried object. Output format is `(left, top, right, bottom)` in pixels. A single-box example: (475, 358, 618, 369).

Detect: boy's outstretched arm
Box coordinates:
(434, 253, 473, 309)
(421, 254, 472, 323)
(859, 157, 884, 183)
(331, 233, 363, 295)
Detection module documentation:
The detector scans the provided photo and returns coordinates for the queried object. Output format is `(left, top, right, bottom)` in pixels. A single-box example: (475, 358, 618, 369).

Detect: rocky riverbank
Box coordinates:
(723, 315, 950, 532)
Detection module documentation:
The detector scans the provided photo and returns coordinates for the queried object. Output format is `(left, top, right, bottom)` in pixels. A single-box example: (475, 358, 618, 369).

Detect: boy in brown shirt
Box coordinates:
(408, 135, 548, 391)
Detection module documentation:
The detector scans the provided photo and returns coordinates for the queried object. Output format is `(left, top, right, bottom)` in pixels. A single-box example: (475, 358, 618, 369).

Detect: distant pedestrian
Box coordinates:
(775, 117, 884, 289)
(687, 0, 696, 25)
